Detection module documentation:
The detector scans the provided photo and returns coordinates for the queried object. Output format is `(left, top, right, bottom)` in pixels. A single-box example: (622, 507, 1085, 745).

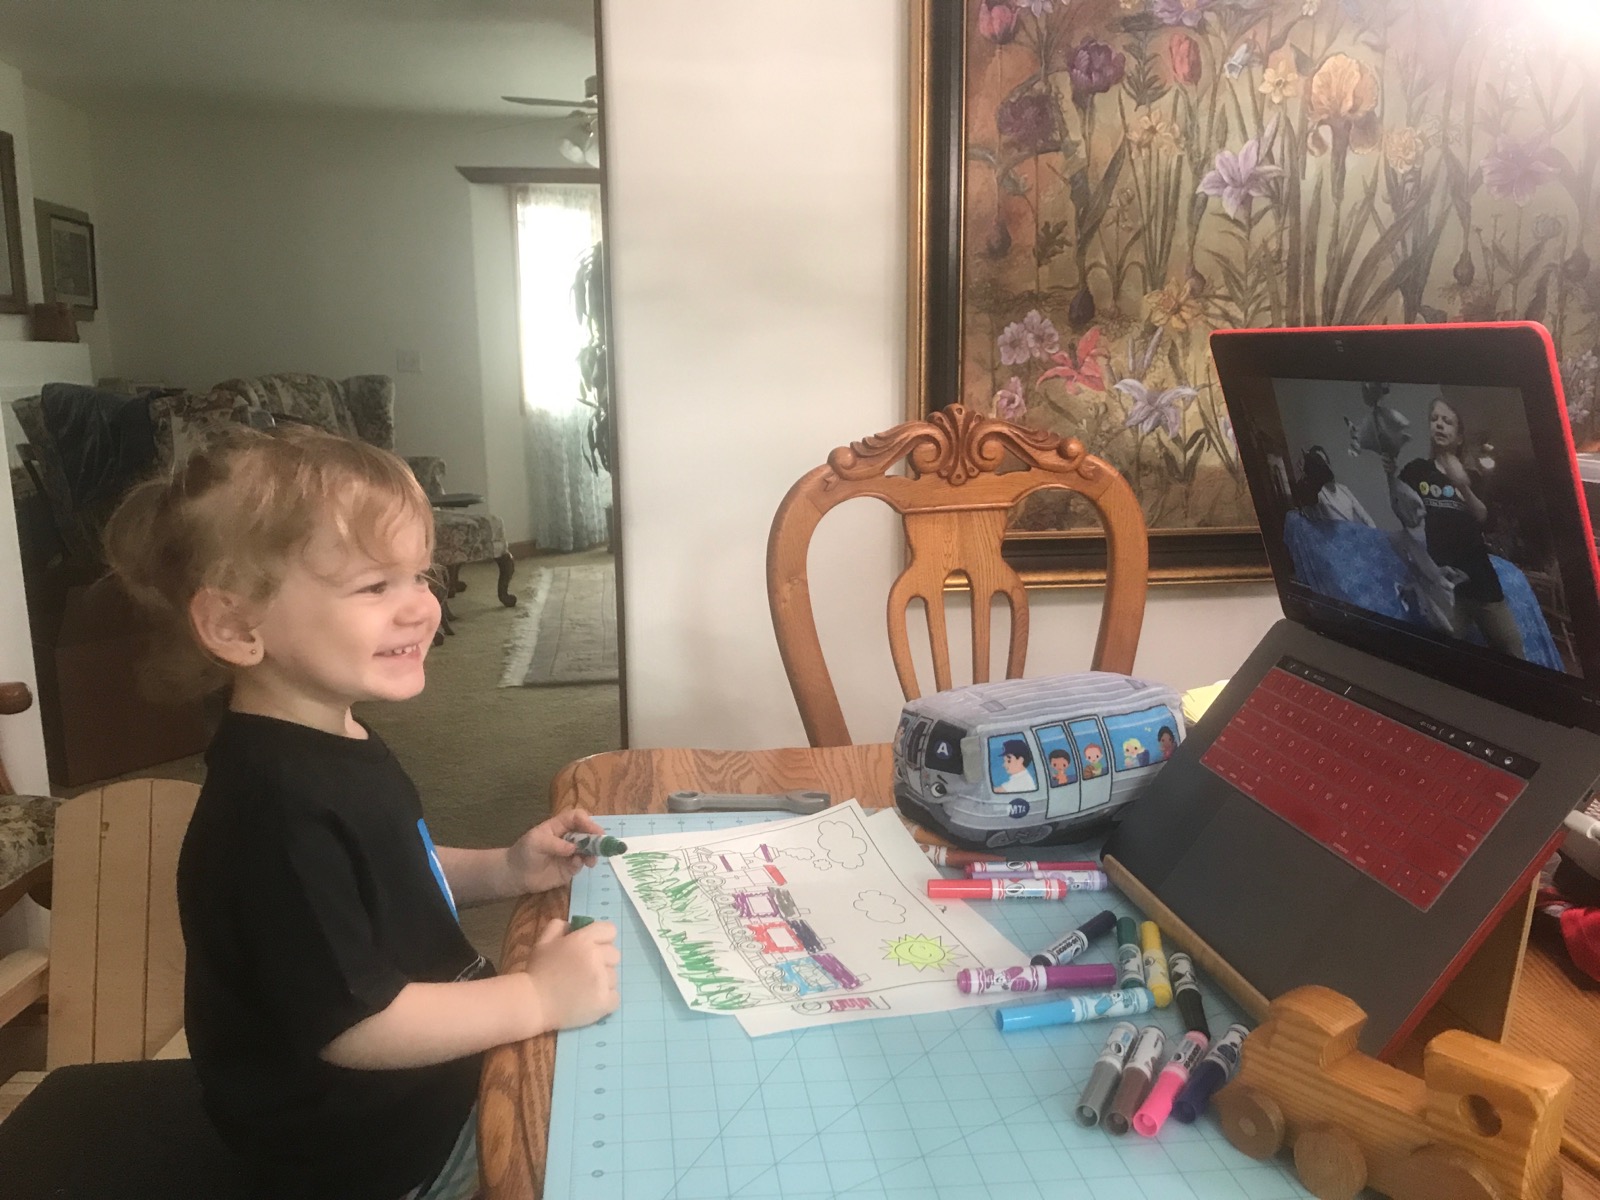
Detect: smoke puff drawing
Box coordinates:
(854, 890, 907, 924)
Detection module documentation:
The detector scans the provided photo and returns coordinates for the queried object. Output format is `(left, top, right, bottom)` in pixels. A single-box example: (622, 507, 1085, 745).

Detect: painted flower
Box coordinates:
(1145, 276, 1206, 333)
(994, 376, 1028, 422)
(1169, 33, 1203, 85)
(1220, 414, 1237, 454)
(1117, 379, 1198, 438)
(1306, 54, 1380, 157)
(1197, 134, 1283, 219)
(996, 92, 1060, 155)
(1066, 38, 1127, 107)
(1037, 327, 1108, 393)
(1303, 0, 1321, 13)
(997, 309, 1060, 364)
(1119, 0, 1146, 9)
(1224, 41, 1262, 79)
(1482, 134, 1562, 206)
(1018, 0, 1054, 14)
(977, 0, 1019, 44)
(1382, 125, 1425, 172)
(1258, 49, 1302, 104)
(1130, 110, 1185, 155)
(1152, 0, 1216, 27)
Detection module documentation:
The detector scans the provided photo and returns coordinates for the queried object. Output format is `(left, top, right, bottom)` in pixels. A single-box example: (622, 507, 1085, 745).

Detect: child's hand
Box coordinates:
(505, 807, 607, 894)
(525, 918, 620, 1030)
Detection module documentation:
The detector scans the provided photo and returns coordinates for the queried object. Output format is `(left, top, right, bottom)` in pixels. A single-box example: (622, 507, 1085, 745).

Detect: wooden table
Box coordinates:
(479, 744, 1600, 1200)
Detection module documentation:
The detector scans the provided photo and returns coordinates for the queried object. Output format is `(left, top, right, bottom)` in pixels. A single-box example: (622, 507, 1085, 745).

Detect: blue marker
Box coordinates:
(994, 988, 1154, 1033)
(1171, 1022, 1248, 1123)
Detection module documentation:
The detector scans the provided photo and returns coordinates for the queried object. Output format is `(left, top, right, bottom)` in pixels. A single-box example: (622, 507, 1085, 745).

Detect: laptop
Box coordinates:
(1102, 322, 1600, 1058)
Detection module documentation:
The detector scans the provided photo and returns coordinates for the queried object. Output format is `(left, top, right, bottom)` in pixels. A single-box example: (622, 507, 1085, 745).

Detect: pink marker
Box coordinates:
(956, 963, 1118, 994)
(928, 878, 1069, 900)
(959, 869, 1109, 890)
(966, 860, 1099, 876)
(1132, 1030, 1210, 1137)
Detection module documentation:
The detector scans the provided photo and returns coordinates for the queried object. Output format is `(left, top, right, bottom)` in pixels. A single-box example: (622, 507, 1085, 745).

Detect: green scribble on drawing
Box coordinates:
(622, 851, 753, 1010)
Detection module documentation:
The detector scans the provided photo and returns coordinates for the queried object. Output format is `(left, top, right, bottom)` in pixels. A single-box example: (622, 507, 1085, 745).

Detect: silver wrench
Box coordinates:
(666, 789, 831, 815)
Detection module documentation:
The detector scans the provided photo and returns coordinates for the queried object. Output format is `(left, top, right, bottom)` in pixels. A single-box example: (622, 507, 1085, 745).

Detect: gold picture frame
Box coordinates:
(35, 199, 96, 320)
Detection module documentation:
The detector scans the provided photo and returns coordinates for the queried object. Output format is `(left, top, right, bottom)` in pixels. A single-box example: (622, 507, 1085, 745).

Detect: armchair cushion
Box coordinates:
(0, 796, 63, 892)
(146, 389, 253, 473)
(433, 510, 506, 567)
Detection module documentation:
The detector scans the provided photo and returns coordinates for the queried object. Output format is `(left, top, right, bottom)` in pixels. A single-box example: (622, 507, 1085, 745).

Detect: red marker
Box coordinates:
(966, 860, 1099, 876)
(928, 878, 1070, 900)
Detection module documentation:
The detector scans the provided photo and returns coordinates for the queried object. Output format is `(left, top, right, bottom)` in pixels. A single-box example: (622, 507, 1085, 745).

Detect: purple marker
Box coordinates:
(1172, 1023, 1248, 1123)
(1031, 908, 1117, 967)
(955, 962, 1118, 994)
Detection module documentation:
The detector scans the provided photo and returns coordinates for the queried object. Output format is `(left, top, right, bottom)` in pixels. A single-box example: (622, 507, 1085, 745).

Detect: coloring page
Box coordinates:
(610, 801, 1025, 1035)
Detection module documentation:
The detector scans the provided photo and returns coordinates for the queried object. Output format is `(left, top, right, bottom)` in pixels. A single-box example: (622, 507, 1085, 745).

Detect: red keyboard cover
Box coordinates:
(1201, 664, 1529, 911)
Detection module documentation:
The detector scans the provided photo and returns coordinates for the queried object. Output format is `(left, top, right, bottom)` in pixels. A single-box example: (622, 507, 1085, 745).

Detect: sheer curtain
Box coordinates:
(516, 183, 610, 552)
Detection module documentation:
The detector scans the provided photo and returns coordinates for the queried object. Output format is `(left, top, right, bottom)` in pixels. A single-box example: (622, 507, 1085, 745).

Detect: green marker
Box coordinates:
(565, 832, 628, 857)
(568, 915, 595, 931)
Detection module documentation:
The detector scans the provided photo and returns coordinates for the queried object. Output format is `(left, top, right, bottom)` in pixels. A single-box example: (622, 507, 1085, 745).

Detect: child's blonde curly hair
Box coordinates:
(104, 423, 435, 698)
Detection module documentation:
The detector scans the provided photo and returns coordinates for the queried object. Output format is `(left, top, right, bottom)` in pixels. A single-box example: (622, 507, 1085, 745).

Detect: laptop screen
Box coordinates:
(1262, 377, 1581, 678)
(1212, 323, 1600, 732)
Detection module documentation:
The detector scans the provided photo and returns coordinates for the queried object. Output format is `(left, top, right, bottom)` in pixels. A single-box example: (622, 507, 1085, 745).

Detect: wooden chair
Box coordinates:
(767, 403, 1149, 746)
(45, 779, 198, 1068)
(0, 681, 59, 1034)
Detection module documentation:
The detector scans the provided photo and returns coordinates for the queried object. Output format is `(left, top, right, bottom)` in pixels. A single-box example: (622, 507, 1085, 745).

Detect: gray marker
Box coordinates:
(1074, 1021, 1137, 1128)
(564, 832, 627, 857)
(1104, 1024, 1167, 1136)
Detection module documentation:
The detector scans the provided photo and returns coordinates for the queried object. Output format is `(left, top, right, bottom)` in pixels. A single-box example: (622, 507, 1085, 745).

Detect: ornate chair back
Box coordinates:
(767, 404, 1150, 747)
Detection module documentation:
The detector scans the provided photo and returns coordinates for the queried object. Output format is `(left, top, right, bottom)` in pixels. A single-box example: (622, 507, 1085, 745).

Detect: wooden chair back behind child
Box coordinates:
(46, 779, 199, 1068)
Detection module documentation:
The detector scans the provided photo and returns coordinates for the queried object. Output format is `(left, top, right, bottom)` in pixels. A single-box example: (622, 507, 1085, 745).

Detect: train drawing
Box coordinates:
(893, 672, 1184, 849)
(1214, 985, 1570, 1200)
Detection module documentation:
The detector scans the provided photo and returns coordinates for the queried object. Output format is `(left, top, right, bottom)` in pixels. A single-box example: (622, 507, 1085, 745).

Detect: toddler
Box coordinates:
(104, 424, 620, 1200)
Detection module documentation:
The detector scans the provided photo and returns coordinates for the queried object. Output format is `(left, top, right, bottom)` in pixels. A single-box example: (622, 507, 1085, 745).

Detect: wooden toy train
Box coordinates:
(1214, 985, 1570, 1200)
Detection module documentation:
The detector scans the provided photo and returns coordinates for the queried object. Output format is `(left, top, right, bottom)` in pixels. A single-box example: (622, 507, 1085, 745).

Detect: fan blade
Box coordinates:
(503, 95, 597, 108)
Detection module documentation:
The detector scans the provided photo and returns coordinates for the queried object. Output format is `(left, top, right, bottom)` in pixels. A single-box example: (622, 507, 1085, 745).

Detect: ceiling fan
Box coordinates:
(502, 73, 598, 112)
(504, 74, 600, 165)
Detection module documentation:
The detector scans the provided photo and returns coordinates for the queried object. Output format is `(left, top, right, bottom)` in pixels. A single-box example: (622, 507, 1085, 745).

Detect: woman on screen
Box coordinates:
(1384, 395, 1525, 659)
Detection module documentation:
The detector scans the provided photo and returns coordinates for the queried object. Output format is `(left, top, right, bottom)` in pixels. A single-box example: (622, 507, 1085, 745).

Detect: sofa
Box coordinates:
(11, 373, 509, 785)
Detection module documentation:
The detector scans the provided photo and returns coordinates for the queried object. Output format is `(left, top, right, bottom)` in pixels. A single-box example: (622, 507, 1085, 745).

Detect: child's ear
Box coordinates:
(190, 587, 263, 668)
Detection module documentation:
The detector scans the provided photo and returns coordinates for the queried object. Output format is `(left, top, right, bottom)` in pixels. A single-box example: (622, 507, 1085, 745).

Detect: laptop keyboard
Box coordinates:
(1201, 658, 1536, 911)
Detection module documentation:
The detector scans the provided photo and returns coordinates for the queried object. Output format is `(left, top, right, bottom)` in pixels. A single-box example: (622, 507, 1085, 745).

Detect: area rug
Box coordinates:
(498, 562, 618, 687)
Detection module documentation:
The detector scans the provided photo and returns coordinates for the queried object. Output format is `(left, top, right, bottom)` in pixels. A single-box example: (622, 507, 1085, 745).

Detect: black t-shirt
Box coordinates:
(179, 712, 493, 1200)
(1397, 457, 1503, 604)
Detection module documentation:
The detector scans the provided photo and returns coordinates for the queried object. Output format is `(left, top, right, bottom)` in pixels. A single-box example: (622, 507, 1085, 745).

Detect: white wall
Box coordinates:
(24, 86, 112, 379)
(85, 106, 567, 540)
(604, 1, 1284, 750)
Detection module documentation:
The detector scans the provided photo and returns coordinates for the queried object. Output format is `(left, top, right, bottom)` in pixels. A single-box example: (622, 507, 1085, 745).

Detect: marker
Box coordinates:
(1104, 1025, 1167, 1136)
(966, 860, 1100, 876)
(1172, 1023, 1249, 1124)
(955, 963, 1118, 994)
(921, 846, 1005, 867)
(959, 869, 1110, 889)
(1169, 952, 1209, 1036)
(928, 878, 1075, 900)
(1074, 1021, 1137, 1128)
(1133, 1030, 1209, 1137)
(993, 988, 1153, 1032)
(567, 915, 595, 931)
(564, 832, 628, 857)
(1140, 921, 1173, 1008)
(1115, 916, 1145, 989)
(1031, 908, 1116, 966)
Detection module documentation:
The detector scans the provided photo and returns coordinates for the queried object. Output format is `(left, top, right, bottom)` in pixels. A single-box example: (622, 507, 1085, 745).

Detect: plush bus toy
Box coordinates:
(893, 672, 1185, 850)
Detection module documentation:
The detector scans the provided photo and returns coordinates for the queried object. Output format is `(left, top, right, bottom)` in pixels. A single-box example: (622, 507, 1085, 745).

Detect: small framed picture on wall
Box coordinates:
(0, 132, 27, 315)
(35, 198, 96, 319)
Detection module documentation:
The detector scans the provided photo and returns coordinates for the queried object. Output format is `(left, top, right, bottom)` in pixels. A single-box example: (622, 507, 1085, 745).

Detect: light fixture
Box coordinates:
(559, 111, 600, 167)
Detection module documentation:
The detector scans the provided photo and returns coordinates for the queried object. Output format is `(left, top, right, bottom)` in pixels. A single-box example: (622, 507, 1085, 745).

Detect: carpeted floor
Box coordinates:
(58, 547, 623, 964)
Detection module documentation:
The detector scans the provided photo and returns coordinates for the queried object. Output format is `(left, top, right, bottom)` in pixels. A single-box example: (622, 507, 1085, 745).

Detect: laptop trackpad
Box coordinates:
(1156, 797, 1354, 995)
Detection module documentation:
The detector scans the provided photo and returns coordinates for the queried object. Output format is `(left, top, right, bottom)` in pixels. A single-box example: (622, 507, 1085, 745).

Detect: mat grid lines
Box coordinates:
(546, 813, 1310, 1200)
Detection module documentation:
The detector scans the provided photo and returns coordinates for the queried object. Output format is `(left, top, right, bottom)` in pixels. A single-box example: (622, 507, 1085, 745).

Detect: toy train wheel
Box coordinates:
(1293, 1125, 1366, 1200)
(1214, 1083, 1285, 1160)
(1391, 1145, 1502, 1200)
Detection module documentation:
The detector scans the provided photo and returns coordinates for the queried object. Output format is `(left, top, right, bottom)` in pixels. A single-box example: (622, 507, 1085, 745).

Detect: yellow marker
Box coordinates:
(1140, 920, 1173, 1008)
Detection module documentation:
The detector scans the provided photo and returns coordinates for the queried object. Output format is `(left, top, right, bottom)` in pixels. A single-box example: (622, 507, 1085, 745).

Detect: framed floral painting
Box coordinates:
(910, 0, 1600, 585)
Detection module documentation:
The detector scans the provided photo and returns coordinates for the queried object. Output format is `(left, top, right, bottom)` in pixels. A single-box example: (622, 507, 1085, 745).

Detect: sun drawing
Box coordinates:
(883, 933, 959, 971)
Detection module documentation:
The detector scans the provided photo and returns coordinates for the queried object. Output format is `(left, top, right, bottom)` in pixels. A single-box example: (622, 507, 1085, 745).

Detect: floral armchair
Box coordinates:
(1, 682, 59, 1033)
